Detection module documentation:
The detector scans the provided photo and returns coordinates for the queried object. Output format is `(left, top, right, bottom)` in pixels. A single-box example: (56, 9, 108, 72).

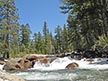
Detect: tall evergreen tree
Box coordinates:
(54, 25, 63, 53)
(35, 32, 44, 54)
(43, 21, 51, 54)
(20, 24, 31, 53)
(62, 24, 69, 53)
(60, 0, 108, 49)
(0, 0, 19, 58)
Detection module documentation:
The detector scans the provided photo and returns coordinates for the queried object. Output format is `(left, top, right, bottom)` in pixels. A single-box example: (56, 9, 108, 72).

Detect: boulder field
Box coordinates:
(3, 54, 54, 71)
(2, 54, 81, 71)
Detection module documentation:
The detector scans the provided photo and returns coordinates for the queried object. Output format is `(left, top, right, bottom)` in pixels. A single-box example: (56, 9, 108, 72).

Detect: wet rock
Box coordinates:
(40, 57, 49, 64)
(65, 62, 79, 69)
(86, 59, 94, 63)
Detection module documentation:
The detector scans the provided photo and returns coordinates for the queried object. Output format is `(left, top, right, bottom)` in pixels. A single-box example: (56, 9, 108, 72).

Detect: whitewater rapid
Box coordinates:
(2, 57, 108, 81)
(31, 57, 108, 70)
(0, 57, 108, 71)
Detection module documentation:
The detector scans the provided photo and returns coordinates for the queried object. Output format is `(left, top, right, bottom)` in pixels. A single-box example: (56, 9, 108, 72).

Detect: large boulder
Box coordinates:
(24, 54, 51, 63)
(39, 57, 50, 64)
(65, 62, 79, 69)
(24, 54, 38, 62)
(3, 58, 33, 71)
(0, 70, 25, 81)
(24, 54, 47, 62)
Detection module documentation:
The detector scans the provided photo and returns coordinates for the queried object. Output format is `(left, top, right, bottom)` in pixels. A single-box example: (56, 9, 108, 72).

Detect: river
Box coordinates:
(4, 57, 108, 81)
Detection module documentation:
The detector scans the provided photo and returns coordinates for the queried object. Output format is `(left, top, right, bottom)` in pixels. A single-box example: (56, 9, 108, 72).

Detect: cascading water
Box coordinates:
(32, 57, 73, 70)
(32, 57, 108, 70)
(1, 57, 108, 81)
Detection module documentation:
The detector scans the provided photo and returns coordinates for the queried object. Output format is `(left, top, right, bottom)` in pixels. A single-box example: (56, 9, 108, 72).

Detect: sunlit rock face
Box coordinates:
(65, 62, 79, 69)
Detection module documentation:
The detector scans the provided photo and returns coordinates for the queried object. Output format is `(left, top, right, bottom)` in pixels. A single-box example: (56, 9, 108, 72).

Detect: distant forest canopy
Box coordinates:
(0, 0, 108, 58)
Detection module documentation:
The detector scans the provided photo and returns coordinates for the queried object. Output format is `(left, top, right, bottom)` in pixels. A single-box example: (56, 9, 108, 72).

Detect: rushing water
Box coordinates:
(12, 69, 108, 81)
(2, 57, 108, 81)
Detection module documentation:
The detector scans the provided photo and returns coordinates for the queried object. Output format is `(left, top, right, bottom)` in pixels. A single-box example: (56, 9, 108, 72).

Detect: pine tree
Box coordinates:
(19, 24, 31, 53)
(36, 32, 44, 54)
(43, 21, 51, 54)
(62, 24, 69, 53)
(0, 0, 19, 58)
(54, 25, 63, 53)
(60, 0, 108, 49)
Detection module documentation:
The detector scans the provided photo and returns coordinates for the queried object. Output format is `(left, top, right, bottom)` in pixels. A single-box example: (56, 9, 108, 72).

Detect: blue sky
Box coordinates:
(15, 0, 68, 35)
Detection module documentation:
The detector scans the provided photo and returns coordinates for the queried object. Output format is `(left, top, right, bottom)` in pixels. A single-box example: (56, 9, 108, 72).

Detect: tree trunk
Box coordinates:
(3, 51, 9, 59)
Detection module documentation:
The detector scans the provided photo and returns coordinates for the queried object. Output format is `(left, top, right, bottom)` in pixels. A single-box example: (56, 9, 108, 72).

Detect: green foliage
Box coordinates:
(94, 35, 108, 48)
(0, 0, 19, 58)
(54, 25, 63, 53)
(60, 0, 108, 50)
(43, 21, 53, 54)
(20, 24, 31, 48)
(1, 0, 108, 58)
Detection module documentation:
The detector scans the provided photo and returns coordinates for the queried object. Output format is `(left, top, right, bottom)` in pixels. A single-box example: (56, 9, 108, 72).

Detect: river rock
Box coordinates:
(24, 54, 47, 62)
(0, 61, 5, 65)
(3, 58, 33, 71)
(0, 70, 25, 81)
(24, 54, 38, 62)
(86, 59, 94, 63)
(65, 62, 79, 69)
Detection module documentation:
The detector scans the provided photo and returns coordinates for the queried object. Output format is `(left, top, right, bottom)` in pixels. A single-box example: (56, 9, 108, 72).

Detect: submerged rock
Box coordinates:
(65, 62, 79, 69)
(0, 70, 25, 81)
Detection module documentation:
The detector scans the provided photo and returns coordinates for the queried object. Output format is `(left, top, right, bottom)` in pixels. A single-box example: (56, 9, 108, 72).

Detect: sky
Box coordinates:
(14, 0, 68, 35)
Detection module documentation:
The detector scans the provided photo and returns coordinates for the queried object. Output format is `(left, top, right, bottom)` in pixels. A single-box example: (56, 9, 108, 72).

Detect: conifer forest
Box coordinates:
(0, 0, 108, 58)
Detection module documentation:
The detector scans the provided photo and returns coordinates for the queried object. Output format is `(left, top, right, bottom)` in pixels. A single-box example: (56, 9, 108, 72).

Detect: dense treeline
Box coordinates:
(0, 0, 108, 58)
(60, 0, 108, 51)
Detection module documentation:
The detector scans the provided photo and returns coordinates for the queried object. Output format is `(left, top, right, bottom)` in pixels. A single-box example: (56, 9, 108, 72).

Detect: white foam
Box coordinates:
(0, 64, 4, 70)
(32, 57, 72, 70)
(32, 57, 108, 70)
